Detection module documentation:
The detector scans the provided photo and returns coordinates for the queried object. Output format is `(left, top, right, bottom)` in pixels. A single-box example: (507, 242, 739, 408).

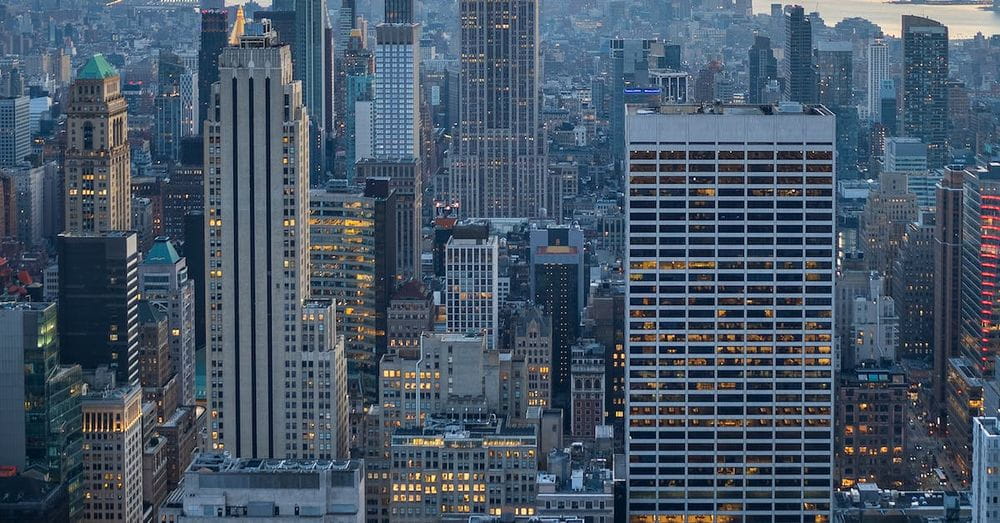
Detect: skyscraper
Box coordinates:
(748, 35, 777, 104)
(452, 0, 545, 218)
(445, 224, 499, 349)
(866, 37, 889, 122)
(65, 55, 131, 234)
(57, 232, 140, 388)
(624, 103, 836, 520)
(372, 0, 422, 278)
(205, 22, 340, 458)
(902, 15, 949, 168)
(198, 9, 228, 136)
(309, 183, 396, 383)
(0, 302, 84, 519)
(80, 385, 143, 523)
(291, 0, 329, 184)
(933, 168, 964, 425)
(784, 5, 817, 104)
(609, 39, 654, 175)
(815, 41, 853, 108)
(357, 159, 421, 279)
(0, 95, 29, 167)
(529, 225, 584, 422)
(139, 237, 196, 406)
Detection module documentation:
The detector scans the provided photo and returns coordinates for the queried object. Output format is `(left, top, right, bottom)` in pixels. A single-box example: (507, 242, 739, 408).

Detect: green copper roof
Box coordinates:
(145, 237, 181, 265)
(77, 54, 118, 80)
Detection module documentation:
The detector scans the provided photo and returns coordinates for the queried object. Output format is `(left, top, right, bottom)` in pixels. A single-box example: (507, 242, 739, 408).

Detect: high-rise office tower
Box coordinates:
(529, 225, 584, 422)
(198, 9, 228, 136)
(902, 15, 949, 168)
(57, 232, 140, 388)
(291, 0, 329, 184)
(748, 36, 777, 104)
(80, 385, 143, 523)
(310, 182, 397, 383)
(65, 55, 131, 235)
(625, 103, 836, 521)
(0, 302, 84, 520)
(357, 159, 421, 279)
(784, 5, 817, 104)
(933, 168, 964, 425)
(0, 95, 29, 167)
(609, 39, 654, 175)
(958, 165, 1000, 378)
(892, 218, 935, 359)
(866, 37, 889, 122)
(445, 224, 499, 349)
(815, 41, 853, 108)
(372, 0, 422, 278)
(452, 0, 545, 218)
(139, 238, 196, 406)
(205, 22, 340, 458)
(154, 92, 182, 164)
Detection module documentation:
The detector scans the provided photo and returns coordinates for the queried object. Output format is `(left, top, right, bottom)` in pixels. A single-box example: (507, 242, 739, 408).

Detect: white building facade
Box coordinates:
(445, 233, 499, 349)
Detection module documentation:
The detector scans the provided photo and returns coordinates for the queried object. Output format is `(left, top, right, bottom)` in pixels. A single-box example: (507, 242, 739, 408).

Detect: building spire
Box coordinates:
(228, 5, 246, 46)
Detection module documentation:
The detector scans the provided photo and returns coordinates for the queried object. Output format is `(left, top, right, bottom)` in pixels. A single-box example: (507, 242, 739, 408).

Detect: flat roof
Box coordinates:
(626, 103, 834, 117)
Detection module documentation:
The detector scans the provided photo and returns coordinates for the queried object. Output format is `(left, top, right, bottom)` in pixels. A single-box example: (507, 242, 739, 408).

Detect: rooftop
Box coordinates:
(978, 417, 1000, 437)
(77, 54, 118, 80)
(144, 237, 181, 265)
(626, 102, 834, 117)
(187, 452, 360, 474)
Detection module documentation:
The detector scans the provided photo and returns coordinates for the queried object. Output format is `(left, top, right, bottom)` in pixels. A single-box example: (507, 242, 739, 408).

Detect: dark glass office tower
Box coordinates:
(902, 15, 949, 168)
(197, 9, 227, 135)
(784, 5, 817, 104)
(748, 35, 777, 104)
(529, 225, 585, 424)
(57, 232, 140, 387)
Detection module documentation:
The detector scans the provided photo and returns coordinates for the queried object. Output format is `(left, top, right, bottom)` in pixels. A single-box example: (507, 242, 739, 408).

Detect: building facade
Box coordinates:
(159, 453, 364, 522)
(57, 232, 140, 387)
(452, 0, 545, 218)
(624, 103, 836, 521)
(901, 16, 949, 168)
(445, 227, 499, 348)
(140, 238, 196, 406)
(80, 385, 143, 523)
(65, 55, 131, 235)
(204, 23, 335, 458)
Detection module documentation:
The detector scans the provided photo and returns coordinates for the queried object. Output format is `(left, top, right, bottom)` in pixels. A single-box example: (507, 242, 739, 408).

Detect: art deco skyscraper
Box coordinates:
(205, 22, 343, 459)
(902, 15, 949, 168)
(625, 103, 836, 521)
(452, 0, 545, 218)
(65, 55, 130, 234)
